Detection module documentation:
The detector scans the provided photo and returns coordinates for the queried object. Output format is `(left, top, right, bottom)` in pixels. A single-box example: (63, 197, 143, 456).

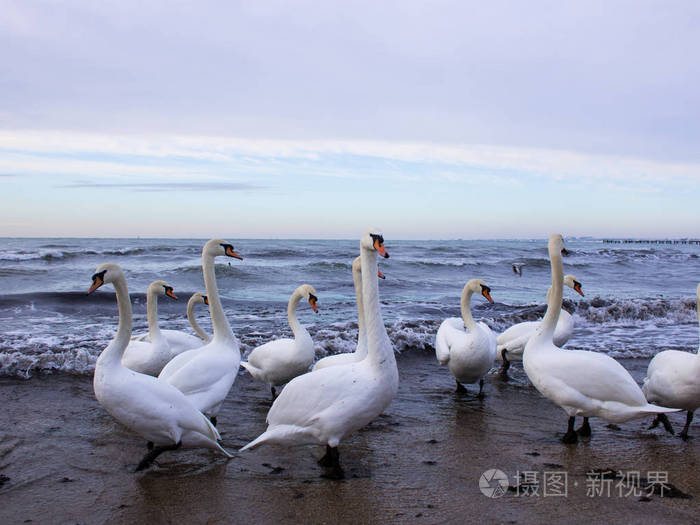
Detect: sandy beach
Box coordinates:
(0, 352, 697, 525)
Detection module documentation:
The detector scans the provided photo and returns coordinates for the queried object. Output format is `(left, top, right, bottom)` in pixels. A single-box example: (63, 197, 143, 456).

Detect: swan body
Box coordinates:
(241, 284, 318, 394)
(241, 229, 397, 477)
(122, 280, 180, 376)
(131, 292, 210, 345)
(88, 263, 231, 468)
(435, 279, 496, 392)
(313, 257, 367, 371)
(523, 235, 680, 442)
(642, 283, 700, 439)
(496, 275, 584, 362)
(158, 239, 243, 419)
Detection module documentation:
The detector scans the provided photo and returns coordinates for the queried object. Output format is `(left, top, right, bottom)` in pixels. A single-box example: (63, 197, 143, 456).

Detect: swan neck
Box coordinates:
(360, 247, 393, 367)
(287, 290, 304, 338)
(538, 248, 564, 341)
(353, 266, 367, 357)
(102, 276, 132, 365)
(460, 287, 477, 331)
(146, 287, 162, 341)
(202, 252, 234, 342)
(187, 298, 209, 342)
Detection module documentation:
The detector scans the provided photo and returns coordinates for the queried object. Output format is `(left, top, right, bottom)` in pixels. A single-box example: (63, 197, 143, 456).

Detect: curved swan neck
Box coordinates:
(187, 297, 209, 342)
(537, 240, 564, 342)
(360, 246, 392, 367)
(353, 263, 367, 356)
(696, 284, 700, 354)
(146, 286, 162, 341)
(460, 286, 477, 331)
(103, 275, 133, 365)
(202, 252, 234, 342)
(287, 289, 306, 338)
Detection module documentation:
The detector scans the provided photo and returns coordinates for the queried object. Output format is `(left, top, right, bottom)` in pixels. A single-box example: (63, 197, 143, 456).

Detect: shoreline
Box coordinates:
(0, 353, 697, 524)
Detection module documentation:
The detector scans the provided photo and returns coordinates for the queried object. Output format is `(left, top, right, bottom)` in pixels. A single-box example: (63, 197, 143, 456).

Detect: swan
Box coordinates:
(643, 283, 700, 440)
(496, 275, 584, 373)
(121, 280, 183, 376)
(435, 279, 497, 396)
(158, 239, 243, 426)
(87, 263, 231, 470)
(240, 229, 397, 479)
(241, 284, 319, 400)
(522, 234, 680, 443)
(312, 256, 385, 371)
(131, 291, 210, 345)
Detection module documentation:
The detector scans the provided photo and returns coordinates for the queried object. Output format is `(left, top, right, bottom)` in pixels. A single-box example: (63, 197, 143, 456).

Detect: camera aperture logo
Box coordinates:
(480, 469, 509, 498)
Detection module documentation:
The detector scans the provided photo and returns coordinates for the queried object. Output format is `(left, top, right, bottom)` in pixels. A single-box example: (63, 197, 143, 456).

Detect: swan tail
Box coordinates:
(240, 361, 257, 374)
(240, 424, 309, 452)
(641, 403, 682, 415)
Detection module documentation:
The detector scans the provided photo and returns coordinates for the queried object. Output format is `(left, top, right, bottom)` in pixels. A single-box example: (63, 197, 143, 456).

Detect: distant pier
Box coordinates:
(602, 238, 700, 245)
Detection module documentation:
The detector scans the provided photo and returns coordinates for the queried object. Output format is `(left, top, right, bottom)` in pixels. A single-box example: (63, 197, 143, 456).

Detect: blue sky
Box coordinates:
(1, 1, 699, 238)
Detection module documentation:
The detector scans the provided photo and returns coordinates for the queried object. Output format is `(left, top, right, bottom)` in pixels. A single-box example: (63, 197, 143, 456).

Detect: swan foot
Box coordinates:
(147, 441, 154, 450)
(477, 379, 485, 399)
(318, 446, 344, 480)
(455, 380, 467, 394)
(498, 350, 510, 379)
(135, 442, 182, 472)
(576, 417, 592, 438)
(649, 414, 674, 435)
(679, 411, 694, 441)
(561, 417, 578, 444)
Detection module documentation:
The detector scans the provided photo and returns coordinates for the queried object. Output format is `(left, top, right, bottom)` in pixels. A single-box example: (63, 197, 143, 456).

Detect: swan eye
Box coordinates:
(370, 233, 384, 245)
(91, 269, 107, 282)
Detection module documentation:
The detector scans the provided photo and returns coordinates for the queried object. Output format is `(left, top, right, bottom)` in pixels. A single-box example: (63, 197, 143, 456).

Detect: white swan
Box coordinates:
(523, 234, 680, 443)
(241, 284, 319, 399)
(158, 239, 243, 425)
(643, 283, 700, 440)
(121, 280, 182, 376)
(312, 257, 372, 371)
(131, 291, 210, 345)
(496, 275, 584, 372)
(88, 263, 231, 470)
(240, 229, 398, 479)
(435, 279, 496, 396)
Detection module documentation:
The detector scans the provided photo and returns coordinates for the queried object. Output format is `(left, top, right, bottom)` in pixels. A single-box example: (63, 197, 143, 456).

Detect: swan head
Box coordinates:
(465, 279, 494, 303)
(352, 256, 385, 279)
(548, 234, 565, 255)
(87, 262, 124, 294)
(203, 238, 243, 260)
(361, 228, 389, 258)
(563, 275, 584, 296)
(148, 280, 178, 300)
(189, 292, 209, 305)
(296, 284, 319, 313)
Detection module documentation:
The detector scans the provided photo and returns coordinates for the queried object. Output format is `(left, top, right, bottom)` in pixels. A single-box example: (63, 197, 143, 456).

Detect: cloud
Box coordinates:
(57, 181, 264, 192)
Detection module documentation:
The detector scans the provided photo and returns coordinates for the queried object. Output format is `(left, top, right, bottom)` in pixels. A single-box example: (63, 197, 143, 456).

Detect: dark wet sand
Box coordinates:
(1, 352, 698, 525)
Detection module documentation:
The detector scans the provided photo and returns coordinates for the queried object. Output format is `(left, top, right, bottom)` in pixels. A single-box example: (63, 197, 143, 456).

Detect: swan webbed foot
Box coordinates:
(318, 446, 344, 480)
(679, 411, 694, 441)
(477, 379, 485, 399)
(147, 441, 154, 450)
(135, 442, 182, 472)
(576, 417, 592, 437)
(649, 414, 674, 435)
(455, 380, 467, 394)
(562, 417, 578, 444)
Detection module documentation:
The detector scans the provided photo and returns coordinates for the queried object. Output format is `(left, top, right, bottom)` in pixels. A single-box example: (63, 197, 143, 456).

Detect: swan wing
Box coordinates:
(435, 318, 463, 364)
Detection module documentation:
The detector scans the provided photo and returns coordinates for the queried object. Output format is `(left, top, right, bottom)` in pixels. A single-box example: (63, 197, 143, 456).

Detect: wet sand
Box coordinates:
(0, 352, 698, 524)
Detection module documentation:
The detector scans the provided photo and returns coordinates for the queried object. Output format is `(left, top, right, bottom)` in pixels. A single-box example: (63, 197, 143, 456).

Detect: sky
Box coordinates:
(1, 1, 699, 239)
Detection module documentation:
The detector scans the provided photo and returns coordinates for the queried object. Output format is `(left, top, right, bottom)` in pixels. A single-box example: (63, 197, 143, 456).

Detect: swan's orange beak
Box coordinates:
(203, 296, 209, 305)
(374, 238, 389, 258)
(574, 283, 584, 296)
(377, 269, 386, 279)
(309, 295, 319, 313)
(482, 289, 494, 303)
(165, 287, 178, 300)
(87, 275, 104, 295)
(225, 246, 243, 260)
